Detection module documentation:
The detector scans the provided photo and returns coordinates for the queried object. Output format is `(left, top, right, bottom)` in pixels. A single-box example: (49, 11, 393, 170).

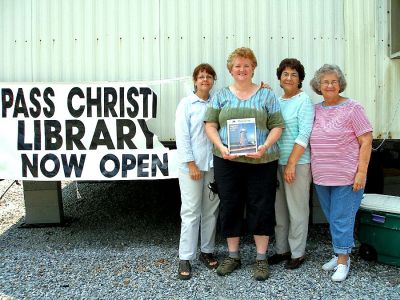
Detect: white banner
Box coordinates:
(0, 82, 179, 180)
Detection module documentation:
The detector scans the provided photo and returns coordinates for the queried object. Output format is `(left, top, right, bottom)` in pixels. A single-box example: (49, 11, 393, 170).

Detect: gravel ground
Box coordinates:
(0, 179, 399, 300)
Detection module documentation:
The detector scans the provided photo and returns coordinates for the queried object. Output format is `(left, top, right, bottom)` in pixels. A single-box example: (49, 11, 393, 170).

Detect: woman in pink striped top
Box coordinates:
(309, 64, 372, 282)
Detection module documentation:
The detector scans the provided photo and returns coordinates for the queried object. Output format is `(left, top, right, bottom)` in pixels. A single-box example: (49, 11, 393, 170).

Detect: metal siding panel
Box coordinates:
(344, 0, 376, 112)
(2, 0, 399, 140)
(376, 0, 400, 139)
(157, 0, 346, 140)
(1, 0, 32, 81)
(343, 0, 400, 139)
(28, 0, 160, 82)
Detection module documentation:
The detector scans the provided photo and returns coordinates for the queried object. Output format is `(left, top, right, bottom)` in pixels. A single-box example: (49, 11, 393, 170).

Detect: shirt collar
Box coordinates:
(190, 93, 210, 104)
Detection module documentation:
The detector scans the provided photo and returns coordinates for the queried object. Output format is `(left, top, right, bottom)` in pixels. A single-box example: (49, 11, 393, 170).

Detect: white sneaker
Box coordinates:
(331, 259, 351, 282)
(322, 255, 338, 271)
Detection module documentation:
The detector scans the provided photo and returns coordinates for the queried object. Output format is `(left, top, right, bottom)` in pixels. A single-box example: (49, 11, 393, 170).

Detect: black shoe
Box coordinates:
(178, 260, 192, 280)
(285, 255, 306, 270)
(199, 252, 219, 269)
(267, 252, 291, 265)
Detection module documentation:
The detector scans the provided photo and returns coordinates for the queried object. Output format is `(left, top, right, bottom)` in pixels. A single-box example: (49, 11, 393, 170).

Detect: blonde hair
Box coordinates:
(226, 47, 258, 72)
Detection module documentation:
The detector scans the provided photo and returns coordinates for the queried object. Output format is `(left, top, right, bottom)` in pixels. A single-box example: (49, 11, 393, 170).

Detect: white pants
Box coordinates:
(178, 168, 219, 260)
(274, 164, 311, 259)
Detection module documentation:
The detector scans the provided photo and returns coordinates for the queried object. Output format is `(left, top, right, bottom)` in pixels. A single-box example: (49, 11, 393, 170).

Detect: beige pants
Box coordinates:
(274, 164, 311, 259)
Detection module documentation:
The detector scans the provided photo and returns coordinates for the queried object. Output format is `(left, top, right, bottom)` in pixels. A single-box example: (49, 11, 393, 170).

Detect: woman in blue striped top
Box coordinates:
(204, 47, 284, 281)
(268, 58, 315, 269)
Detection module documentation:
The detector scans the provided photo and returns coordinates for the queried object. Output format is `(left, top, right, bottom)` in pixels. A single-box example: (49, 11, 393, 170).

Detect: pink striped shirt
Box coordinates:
(310, 99, 372, 186)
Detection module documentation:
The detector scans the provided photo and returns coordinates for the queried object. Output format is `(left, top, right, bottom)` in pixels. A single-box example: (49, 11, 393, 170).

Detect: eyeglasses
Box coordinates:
(321, 80, 339, 87)
(197, 75, 214, 80)
(282, 72, 299, 79)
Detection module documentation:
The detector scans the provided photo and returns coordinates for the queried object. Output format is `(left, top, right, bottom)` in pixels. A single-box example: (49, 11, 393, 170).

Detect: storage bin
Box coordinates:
(358, 194, 400, 267)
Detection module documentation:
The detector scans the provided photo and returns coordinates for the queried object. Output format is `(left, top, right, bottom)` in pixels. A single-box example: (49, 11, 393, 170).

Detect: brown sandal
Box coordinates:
(199, 252, 219, 269)
(178, 260, 192, 280)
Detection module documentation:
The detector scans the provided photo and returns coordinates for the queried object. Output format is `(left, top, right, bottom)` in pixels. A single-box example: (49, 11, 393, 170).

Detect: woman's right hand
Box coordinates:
(219, 145, 238, 160)
(188, 161, 202, 180)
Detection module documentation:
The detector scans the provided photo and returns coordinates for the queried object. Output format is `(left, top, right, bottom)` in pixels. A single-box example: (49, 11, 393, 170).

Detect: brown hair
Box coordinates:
(192, 63, 217, 81)
(276, 58, 305, 88)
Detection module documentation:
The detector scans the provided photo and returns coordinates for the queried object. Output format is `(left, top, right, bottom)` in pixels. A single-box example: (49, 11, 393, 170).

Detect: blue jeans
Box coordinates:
(314, 184, 363, 254)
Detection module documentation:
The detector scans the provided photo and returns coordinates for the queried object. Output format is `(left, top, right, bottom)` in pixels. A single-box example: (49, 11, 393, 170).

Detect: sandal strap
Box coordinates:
(178, 260, 191, 273)
(201, 252, 216, 261)
(200, 252, 218, 269)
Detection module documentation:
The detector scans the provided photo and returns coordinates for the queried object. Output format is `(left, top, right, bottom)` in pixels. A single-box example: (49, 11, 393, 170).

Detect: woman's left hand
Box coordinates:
(246, 145, 267, 159)
(353, 171, 367, 191)
(259, 81, 272, 90)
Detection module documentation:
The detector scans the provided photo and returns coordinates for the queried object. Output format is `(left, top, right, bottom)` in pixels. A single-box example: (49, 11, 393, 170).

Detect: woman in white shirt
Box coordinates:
(175, 63, 219, 280)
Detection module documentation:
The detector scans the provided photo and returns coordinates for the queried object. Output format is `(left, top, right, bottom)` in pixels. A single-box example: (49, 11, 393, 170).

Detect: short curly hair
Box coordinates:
(226, 47, 258, 72)
(276, 58, 305, 88)
(310, 64, 347, 95)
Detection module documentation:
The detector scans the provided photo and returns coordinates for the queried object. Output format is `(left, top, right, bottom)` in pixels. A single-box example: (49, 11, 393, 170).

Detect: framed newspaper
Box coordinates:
(227, 118, 257, 155)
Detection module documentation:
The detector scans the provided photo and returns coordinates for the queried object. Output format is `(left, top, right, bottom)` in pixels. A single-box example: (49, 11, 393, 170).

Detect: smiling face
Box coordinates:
(230, 57, 255, 83)
(194, 70, 214, 94)
(280, 67, 300, 95)
(319, 72, 341, 98)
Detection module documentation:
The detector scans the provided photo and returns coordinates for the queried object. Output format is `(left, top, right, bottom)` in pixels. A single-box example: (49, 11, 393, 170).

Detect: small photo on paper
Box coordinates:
(227, 118, 257, 155)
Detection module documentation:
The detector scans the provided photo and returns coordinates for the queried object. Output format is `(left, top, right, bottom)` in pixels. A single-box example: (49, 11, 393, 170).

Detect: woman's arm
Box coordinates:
(247, 127, 283, 159)
(285, 97, 314, 183)
(204, 122, 237, 160)
(263, 127, 283, 149)
(353, 131, 373, 191)
(175, 99, 202, 180)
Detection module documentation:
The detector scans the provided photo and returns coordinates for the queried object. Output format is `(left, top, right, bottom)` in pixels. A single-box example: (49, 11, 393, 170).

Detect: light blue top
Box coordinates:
(277, 91, 315, 165)
(175, 93, 213, 172)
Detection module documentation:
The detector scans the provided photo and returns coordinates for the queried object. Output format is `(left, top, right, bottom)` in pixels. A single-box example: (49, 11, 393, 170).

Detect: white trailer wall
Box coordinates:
(1, 0, 399, 140)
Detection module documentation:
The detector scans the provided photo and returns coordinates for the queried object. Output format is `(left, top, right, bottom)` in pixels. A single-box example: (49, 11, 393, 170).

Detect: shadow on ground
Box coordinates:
(1, 180, 182, 251)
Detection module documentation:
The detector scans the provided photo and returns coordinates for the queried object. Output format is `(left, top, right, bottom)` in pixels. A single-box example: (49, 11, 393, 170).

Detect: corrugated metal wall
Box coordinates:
(375, 0, 400, 139)
(1, 0, 399, 140)
(344, 0, 400, 139)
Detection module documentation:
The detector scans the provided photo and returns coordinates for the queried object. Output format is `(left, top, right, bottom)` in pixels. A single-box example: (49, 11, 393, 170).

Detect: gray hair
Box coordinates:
(310, 64, 347, 95)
